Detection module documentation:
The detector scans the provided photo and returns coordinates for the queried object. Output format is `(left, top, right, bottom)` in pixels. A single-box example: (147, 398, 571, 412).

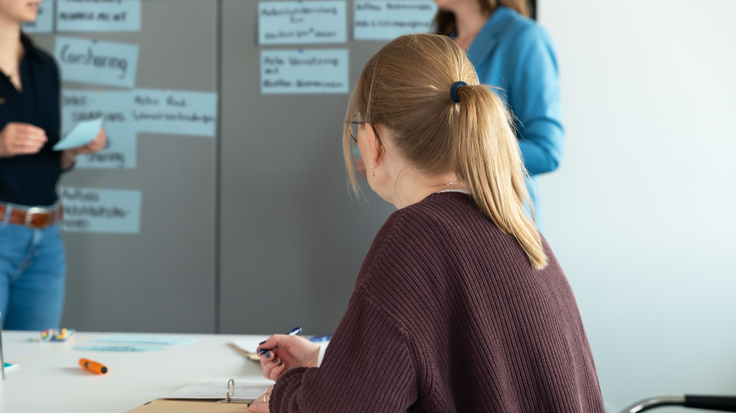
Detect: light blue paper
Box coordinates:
(261, 49, 349, 94)
(60, 187, 142, 234)
(75, 124, 136, 169)
(90, 335, 198, 346)
(57, 0, 141, 32)
(259, 1, 347, 45)
(52, 117, 104, 151)
(62, 90, 136, 168)
(21, 2, 53, 33)
(354, 1, 437, 40)
(74, 345, 165, 352)
(132, 89, 218, 137)
(55, 36, 139, 88)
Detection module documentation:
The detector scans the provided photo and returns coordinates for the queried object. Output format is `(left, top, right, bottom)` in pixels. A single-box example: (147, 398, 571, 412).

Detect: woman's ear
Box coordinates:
(363, 123, 383, 168)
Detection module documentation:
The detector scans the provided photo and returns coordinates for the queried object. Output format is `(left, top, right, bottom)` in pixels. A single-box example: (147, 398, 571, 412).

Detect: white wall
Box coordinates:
(537, 1, 736, 411)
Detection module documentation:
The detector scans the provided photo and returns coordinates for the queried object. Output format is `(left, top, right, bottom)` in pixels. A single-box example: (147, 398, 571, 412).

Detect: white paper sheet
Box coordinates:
(55, 36, 139, 88)
(52, 117, 104, 151)
(259, 1, 347, 45)
(261, 49, 349, 94)
(231, 336, 271, 354)
(162, 379, 274, 401)
(62, 90, 136, 168)
(354, 0, 437, 40)
(22, 2, 53, 33)
(60, 187, 142, 234)
(56, 0, 141, 32)
(132, 89, 218, 137)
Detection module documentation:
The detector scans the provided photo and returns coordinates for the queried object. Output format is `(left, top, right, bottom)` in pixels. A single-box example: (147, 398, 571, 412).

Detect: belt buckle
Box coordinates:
(25, 207, 51, 229)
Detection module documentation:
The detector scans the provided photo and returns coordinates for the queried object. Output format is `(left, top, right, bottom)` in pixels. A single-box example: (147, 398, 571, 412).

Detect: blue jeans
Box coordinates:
(0, 221, 66, 331)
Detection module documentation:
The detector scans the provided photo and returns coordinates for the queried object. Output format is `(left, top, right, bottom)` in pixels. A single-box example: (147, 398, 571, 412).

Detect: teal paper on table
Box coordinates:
(21, 2, 52, 33)
(60, 187, 142, 234)
(354, 1, 438, 40)
(74, 345, 165, 352)
(259, 1, 347, 45)
(54, 36, 139, 88)
(52, 117, 104, 151)
(56, 0, 141, 32)
(62, 90, 136, 168)
(261, 49, 349, 94)
(90, 335, 198, 346)
(132, 89, 218, 137)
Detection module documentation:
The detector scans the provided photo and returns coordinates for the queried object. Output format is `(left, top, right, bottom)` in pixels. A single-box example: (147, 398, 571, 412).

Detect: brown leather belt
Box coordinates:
(0, 203, 63, 229)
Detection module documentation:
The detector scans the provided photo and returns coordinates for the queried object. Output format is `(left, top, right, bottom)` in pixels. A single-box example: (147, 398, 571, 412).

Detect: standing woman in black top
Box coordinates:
(0, 0, 106, 330)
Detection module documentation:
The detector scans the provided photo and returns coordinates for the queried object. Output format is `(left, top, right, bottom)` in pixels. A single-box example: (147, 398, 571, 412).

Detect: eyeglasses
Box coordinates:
(348, 116, 383, 150)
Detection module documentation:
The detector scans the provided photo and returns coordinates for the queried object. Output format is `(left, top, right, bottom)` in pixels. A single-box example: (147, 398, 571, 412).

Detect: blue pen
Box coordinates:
(257, 327, 302, 355)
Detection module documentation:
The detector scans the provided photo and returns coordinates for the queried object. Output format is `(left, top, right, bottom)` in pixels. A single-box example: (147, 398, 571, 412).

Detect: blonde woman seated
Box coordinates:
(249, 34, 605, 413)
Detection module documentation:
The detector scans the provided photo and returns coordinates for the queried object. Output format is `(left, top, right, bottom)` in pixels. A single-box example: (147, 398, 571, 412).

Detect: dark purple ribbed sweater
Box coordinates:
(271, 192, 605, 412)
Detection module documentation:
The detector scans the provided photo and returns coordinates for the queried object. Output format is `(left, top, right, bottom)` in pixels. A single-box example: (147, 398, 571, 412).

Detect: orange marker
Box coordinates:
(79, 358, 108, 375)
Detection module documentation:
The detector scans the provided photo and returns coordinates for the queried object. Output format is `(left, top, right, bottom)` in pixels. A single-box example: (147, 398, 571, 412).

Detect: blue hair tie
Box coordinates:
(450, 81, 467, 103)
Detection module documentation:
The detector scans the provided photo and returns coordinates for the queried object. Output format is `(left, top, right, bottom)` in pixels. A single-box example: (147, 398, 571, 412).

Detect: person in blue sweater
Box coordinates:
(434, 0, 563, 220)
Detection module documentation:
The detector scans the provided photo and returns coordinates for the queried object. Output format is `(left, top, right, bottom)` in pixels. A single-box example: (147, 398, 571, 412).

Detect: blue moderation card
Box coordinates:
(74, 345, 165, 352)
(62, 90, 136, 168)
(89, 335, 198, 346)
(54, 36, 139, 88)
(56, 0, 141, 32)
(259, 1, 347, 45)
(52, 117, 104, 151)
(261, 49, 349, 94)
(354, 1, 437, 40)
(60, 187, 142, 234)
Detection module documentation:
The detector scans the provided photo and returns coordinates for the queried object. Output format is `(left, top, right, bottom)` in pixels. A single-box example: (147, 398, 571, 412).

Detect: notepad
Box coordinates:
(162, 378, 274, 401)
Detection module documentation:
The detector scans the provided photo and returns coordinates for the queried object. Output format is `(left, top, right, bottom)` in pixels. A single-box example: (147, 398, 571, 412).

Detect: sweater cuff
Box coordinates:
(317, 343, 328, 367)
(271, 366, 309, 413)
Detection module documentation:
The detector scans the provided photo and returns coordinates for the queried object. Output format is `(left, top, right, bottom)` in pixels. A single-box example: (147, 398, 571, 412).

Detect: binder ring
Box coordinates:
(227, 379, 234, 403)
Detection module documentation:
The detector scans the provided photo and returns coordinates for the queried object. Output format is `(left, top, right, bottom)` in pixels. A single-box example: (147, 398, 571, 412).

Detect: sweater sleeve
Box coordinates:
(507, 24, 564, 176)
(269, 293, 418, 412)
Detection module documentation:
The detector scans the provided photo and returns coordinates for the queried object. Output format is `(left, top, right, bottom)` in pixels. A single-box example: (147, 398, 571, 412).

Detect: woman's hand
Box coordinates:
(248, 386, 274, 413)
(257, 334, 320, 381)
(0, 122, 47, 158)
(70, 128, 107, 155)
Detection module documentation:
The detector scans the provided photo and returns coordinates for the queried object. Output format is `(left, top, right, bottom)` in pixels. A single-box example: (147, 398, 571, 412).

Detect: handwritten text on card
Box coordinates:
(56, 0, 142, 32)
(61, 187, 142, 234)
(55, 37, 139, 88)
(62, 90, 137, 168)
(261, 49, 349, 94)
(259, 1, 347, 45)
(132, 90, 218, 137)
(354, 1, 437, 40)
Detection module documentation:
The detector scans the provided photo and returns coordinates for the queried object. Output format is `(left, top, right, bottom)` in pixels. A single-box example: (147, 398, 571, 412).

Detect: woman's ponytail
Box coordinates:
(452, 85, 548, 270)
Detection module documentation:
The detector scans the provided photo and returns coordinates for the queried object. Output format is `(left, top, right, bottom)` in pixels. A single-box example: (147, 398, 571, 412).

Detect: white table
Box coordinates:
(0, 331, 269, 412)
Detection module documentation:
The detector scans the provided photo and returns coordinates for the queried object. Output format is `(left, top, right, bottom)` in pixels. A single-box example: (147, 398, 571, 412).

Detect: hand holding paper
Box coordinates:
(53, 118, 105, 152)
(70, 128, 107, 155)
(0, 122, 47, 158)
